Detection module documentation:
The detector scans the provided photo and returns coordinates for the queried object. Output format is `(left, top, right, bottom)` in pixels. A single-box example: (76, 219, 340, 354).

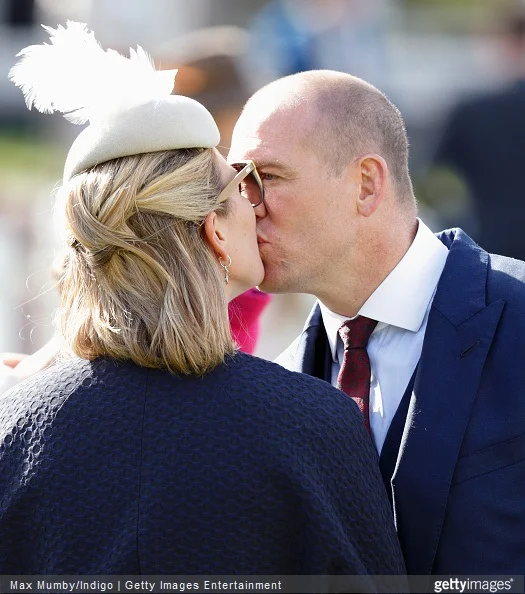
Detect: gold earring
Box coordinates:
(219, 255, 232, 284)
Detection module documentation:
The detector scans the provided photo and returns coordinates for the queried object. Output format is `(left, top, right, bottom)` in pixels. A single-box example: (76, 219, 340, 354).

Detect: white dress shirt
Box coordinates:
(320, 220, 449, 453)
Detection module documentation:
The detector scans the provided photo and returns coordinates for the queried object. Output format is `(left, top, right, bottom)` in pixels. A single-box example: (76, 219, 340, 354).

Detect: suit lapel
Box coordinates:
(282, 303, 332, 382)
(391, 229, 505, 574)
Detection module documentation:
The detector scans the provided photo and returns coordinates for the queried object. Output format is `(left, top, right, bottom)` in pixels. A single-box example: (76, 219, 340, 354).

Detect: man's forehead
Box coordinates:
(229, 129, 296, 166)
(229, 116, 281, 161)
(228, 132, 262, 160)
(241, 88, 310, 126)
(229, 103, 310, 160)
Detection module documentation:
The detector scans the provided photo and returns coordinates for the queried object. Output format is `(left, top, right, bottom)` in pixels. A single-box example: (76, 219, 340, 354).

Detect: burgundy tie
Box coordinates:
(336, 316, 378, 434)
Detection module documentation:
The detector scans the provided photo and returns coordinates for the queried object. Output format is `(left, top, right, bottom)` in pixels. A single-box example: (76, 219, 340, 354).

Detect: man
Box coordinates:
(228, 70, 525, 575)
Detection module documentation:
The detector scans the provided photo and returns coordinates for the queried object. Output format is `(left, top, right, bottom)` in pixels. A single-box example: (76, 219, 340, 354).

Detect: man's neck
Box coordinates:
(316, 218, 418, 318)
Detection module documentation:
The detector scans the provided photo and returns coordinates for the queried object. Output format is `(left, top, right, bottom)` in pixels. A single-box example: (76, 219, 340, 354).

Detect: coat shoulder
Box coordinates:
(219, 352, 362, 428)
(487, 252, 525, 299)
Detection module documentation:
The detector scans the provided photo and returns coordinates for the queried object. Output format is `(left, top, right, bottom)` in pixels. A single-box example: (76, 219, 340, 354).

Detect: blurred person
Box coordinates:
(5, 0, 35, 27)
(159, 25, 251, 153)
(229, 69, 525, 575)
(159, 26, 272, 354)
(432, 4, 525, 260)
(0, 24, 406, 576)
(247, 0, 391, 90)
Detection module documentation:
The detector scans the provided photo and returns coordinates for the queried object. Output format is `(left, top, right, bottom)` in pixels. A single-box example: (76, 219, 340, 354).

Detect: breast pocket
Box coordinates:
(452, 433, 525, 485)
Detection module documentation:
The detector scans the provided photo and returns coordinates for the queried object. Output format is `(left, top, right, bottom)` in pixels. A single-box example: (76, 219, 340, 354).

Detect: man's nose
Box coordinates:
(254, 201, 267, 219)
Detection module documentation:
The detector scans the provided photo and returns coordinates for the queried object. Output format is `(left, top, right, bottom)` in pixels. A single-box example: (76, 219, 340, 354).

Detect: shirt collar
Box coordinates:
(320, 219, 449, 361)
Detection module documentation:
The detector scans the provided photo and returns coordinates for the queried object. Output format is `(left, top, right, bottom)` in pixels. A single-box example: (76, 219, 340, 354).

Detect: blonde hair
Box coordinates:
(56, 148, 235, 375)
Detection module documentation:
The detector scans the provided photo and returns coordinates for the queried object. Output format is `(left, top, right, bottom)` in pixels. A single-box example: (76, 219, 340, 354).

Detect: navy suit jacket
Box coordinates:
(277, 228, 525, 575)
(0, 352, 405, 578)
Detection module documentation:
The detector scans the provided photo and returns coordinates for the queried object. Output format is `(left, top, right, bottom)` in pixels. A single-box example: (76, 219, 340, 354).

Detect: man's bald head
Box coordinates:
(242, 70, 414, 202)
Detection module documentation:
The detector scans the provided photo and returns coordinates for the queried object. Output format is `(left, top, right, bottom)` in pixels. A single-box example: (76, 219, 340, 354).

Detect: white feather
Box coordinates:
(8, 21, 177, 125)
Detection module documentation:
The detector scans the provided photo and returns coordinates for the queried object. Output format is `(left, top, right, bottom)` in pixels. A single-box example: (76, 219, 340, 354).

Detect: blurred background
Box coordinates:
(1, 0, 524, 360)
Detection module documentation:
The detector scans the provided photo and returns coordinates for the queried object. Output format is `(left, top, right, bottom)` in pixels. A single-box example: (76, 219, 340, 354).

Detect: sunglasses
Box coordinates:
(217, 160, 265, 208)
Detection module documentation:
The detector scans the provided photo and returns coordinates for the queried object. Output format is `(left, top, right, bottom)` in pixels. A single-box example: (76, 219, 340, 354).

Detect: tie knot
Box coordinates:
(338, 316, 378, 350)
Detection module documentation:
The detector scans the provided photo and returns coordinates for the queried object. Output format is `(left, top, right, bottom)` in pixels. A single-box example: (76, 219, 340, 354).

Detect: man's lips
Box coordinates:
(257, 236, 268, 245)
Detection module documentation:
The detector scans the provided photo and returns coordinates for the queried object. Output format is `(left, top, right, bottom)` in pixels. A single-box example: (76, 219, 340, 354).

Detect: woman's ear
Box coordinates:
(203, 211, 228, 260)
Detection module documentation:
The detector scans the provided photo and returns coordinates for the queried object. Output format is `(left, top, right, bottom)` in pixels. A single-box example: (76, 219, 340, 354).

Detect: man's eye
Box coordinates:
(261, 173, 276, 182)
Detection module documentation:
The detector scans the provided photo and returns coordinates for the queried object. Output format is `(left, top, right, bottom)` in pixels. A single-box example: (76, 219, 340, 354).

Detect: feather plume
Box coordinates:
(8, 21, 177, 125)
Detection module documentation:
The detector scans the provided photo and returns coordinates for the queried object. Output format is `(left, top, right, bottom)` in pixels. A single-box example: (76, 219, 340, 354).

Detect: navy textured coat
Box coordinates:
(0, 352, 405, 575)
(277, 228, 525, 575)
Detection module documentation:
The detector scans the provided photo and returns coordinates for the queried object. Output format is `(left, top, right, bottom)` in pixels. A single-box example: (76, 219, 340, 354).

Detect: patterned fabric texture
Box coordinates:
(0, 353, 405, 575)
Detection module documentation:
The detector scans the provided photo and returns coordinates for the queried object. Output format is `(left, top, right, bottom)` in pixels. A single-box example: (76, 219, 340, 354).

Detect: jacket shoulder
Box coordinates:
(488, 252, 525, 282)
(486, 253, 525, 312)
(0, 357, 149, 432)
(219, 352, 363, 427)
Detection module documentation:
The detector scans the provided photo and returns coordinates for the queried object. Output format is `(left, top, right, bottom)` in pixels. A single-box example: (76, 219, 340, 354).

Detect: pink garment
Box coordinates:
(228, 289, 272, 354)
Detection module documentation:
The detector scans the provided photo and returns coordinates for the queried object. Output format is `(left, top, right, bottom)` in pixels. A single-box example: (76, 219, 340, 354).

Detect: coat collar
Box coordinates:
(432, 228, 490, 324)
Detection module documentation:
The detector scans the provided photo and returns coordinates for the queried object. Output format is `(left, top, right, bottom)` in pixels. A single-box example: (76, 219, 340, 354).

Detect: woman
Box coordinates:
(0, 23, 405, 577)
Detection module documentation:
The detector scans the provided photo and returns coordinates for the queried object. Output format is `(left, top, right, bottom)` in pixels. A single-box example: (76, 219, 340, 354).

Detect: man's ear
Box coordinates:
(356, 154, 387, 217)
(203, 211, 228, 260)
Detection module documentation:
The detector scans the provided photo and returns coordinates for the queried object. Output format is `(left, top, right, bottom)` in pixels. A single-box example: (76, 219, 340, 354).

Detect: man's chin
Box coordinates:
(257, 275, 287, 294)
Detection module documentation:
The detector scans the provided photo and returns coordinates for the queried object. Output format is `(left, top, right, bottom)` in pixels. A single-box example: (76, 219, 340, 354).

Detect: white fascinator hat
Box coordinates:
(8, 22, 220, 183)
